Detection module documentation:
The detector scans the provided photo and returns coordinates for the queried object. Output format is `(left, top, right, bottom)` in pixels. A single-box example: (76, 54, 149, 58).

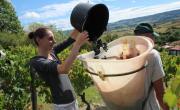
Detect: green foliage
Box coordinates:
(58, 49, 92, 94)
(26, 23, 67, 43)
(0, 45, 54, 109)
(161, 50, 180, 109)
(83, 86, 102, 104)
(0, 0, 23, 33)
(160, 51, 180, 84)
(164, 89, 178, 108)
(0, 45, 93, 109)
(0, 32, 29, 49)
(101, 33, 119, 43)
(0, 23, 68, 49)
(0, 45, 35, 109)
(163, 74, 180, 109)
(156, 28, 180, 45)
(26, 23, 45, 32)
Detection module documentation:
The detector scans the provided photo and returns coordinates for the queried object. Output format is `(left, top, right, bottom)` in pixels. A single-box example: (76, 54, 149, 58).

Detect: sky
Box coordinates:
(11, 0, 180, 30)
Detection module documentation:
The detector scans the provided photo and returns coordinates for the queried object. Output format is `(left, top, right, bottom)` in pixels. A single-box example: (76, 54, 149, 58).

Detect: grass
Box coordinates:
(23, 85, 104, 109)
(77, 85, 104, 107)
(83, 86, 103, 104)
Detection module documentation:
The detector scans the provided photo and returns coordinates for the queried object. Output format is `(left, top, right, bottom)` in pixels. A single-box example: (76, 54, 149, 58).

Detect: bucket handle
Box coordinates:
(86, 61, 148, 80)
(82, 15, 88, 31)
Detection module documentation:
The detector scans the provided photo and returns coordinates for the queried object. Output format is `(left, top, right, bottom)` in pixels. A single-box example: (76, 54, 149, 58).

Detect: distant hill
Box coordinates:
(63, 9, 180, 34)
(108, 9, 180, 30)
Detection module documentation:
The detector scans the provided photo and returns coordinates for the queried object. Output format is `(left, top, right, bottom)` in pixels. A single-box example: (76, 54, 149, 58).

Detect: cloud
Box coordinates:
(20, 1, 180, 30)
(38, 0, 80, 18)
(20, 0, 91, 20)
(20, 0, 96, 30)
(109, 1, 180, 22)
(45, 18, 72, 30)
(20, 11, 40, 19)
(132, 0, 136, 3)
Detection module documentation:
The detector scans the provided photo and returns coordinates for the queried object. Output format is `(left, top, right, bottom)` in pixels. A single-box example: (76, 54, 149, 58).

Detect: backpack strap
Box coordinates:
(142, 83, 153, 109)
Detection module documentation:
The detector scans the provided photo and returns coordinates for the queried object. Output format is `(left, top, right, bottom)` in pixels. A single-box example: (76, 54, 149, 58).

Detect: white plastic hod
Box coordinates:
(77, 36, 154, 109)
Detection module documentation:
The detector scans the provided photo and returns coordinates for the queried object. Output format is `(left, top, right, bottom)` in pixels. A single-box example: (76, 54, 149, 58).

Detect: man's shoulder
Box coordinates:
(147, 49, 162, 66)
(148, 49, 160, 59)
(149, 49, 159, 55)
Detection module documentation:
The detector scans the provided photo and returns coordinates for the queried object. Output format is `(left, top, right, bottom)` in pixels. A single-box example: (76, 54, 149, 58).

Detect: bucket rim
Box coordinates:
(78, 36, 154, 62)
(81, 3, 109, 32)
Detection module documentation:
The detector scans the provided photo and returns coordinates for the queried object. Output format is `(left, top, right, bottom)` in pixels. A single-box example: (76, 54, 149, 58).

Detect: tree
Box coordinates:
(26, 23, 67, 43)
(0, 45, 93, 109)
(160, 51, 180, 109)
(0, 0, 23, 33)
(156, 28, 180, 46)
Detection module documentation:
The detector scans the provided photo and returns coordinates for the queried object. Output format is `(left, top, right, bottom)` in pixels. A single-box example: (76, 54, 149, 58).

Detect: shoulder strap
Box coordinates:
(142, 83, 153, 109)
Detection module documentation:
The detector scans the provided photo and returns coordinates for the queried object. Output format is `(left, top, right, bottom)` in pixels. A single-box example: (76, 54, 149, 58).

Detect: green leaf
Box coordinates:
(163, 89, 177, 108)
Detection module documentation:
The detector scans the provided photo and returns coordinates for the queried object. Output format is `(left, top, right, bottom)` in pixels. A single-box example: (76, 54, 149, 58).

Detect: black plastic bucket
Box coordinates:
(70, 3, 109, 42)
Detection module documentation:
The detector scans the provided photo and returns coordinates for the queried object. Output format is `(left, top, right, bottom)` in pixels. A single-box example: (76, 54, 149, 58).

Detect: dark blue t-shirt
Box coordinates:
(30, 37, 75, 104)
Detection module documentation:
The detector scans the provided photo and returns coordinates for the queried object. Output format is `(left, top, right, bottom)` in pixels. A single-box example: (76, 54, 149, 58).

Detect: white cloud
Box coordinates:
(132, 0, 136, 3)
(38, 0, 80, 18)
(21, 0, 91, 20)
(45, 18, 72, 30)
(20, 1, 180, 30)
(109, 1, 180, 22)
(20, 11, 40, 19)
